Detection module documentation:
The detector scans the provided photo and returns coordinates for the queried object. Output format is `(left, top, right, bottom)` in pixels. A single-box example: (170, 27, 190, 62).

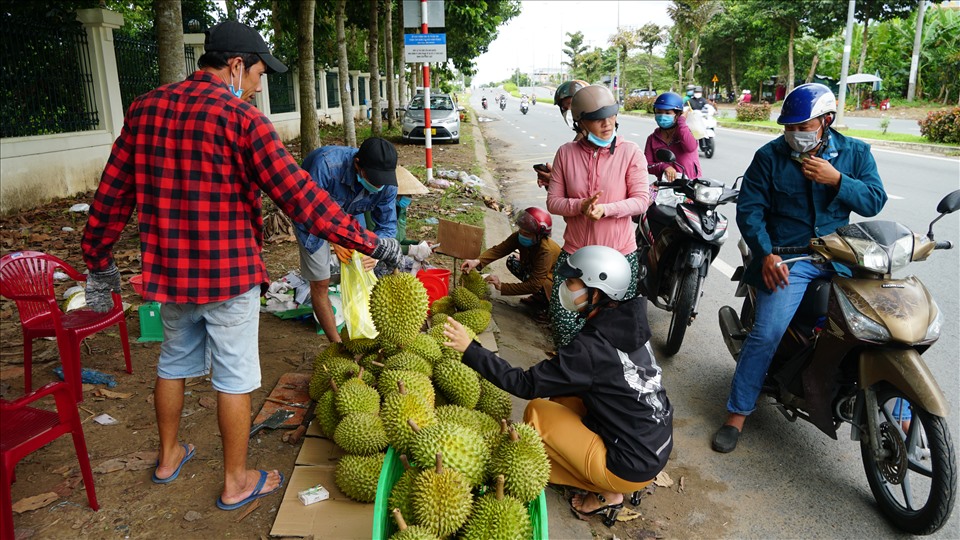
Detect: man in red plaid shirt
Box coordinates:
(80, 21, 402, 511)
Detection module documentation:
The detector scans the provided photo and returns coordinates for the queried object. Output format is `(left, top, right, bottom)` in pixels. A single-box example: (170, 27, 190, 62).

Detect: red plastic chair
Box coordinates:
(1, 381, 99, 539)
(0, 251, 132, 402)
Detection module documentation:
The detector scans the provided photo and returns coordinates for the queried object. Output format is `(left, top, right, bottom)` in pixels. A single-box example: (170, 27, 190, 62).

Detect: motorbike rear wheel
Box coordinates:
(860, 384, 957, 535)
(664, 267, 698, 356)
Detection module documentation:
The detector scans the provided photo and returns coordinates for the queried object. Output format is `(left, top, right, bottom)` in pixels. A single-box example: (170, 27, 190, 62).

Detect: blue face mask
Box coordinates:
(586, 131, 616, 148)
(228, 66, 243, 98)
(656, 114, 676, 129)
(397, 196, 412, 208)
(357, 173, 383, 194)
(518, 233, 535, 247)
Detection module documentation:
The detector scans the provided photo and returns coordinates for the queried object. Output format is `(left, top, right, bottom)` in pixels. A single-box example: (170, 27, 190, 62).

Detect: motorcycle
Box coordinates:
(481, 97, 488, 110)
(499, 98, 507, 111)
(717, 190, 960, 535)
(636, 148, 739, 355)
(698, 104, 717, 159)
(520, 102, 529, 115)
(532, 95, 537, 105)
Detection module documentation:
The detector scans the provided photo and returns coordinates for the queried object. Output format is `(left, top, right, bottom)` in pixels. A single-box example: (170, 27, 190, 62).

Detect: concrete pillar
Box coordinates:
(349, 70, 361, 108)
(76, 8, 125, 139)
(183, 32, 204, 73)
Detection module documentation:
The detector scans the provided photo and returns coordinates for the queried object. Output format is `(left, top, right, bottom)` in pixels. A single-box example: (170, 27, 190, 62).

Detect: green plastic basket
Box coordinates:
(372, 446, 548, 539)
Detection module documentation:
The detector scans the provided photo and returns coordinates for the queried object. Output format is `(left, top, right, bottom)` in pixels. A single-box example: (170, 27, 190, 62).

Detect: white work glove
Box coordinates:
(407, 241, 433, 262)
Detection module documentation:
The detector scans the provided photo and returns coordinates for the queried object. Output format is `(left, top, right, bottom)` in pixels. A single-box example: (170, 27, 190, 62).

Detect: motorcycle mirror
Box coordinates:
(655, 149, 676, 163)
(926, 189, 960, 240)
(732, 175, 744, 190)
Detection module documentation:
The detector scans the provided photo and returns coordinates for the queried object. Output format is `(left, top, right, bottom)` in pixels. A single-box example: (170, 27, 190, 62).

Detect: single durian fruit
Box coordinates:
(343, 336, 379, 356)
(333, 412, 389, 455)
(410, 419, 488, 487)
(460, 475, 532, 540)
(382, 381, 437, 454)
(377, 369, 435, 406)
(451, 287, 483, 311)
(309, 356, 357, 400)
(389, 508, 438, 540)
(488, 424, 550, 503)
(478, 299, 493, 312)
(359, 352, 386, 377)
(384, 351, 433, 378)
(334, 453, 385, 503)
(335, 373, 381, 416)
(315, 389, 341, 438)
(370, 273, 429, 348)
(452, 308, 492, 334)
(313, 342, 354, 371)
(475, 378, 513, 423)
(435, 405, 500, 441)
(387, 455, 419, 528)
(430, 311, 450, 328)
(433, 361, 481, 409)
(408, 334, 442, 363)
(429, 295, 456, 316)
(411, 453, 473, 538)
(460, 270, 491, 300)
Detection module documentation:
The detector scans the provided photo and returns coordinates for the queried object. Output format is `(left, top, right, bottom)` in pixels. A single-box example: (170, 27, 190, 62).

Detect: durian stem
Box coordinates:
(495, 475, 505, 500)
(329, 378, 339, 392)
(392, 508, 408, 531)
(399, 454, 412, 472)
(500, 419, 508, 434)
(509, 425, 520, 442)
(397, 380, 407, 395)
(406, 419, 421, 433)
(357, 367, 365, 379)
(371, 360, 386, 368)
(435, 453, 444, 474)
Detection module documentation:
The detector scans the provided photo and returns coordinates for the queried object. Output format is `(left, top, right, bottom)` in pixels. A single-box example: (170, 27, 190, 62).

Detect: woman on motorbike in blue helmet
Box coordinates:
(644, 92, 701, 185)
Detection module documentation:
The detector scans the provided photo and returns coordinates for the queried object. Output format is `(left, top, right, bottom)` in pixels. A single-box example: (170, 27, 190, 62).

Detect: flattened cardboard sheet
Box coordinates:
(269, 465, 373, 538)
(435, 218, 484, 260)
(295, 436, 345, 466)
(253, 372, 311, 428)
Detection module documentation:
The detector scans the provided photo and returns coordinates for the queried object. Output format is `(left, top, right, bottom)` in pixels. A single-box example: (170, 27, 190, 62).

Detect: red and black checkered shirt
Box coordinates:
(82, 70, 377, 304)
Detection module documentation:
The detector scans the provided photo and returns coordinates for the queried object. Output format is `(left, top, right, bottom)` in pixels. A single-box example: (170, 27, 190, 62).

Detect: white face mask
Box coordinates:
(559, 282, 589, 312)
(694, 92, 702, 98)
(784, 128, 821, 154)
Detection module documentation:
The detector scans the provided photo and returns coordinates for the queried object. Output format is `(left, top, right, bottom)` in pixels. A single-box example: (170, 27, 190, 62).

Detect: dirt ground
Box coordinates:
(1, 114, 728, 539)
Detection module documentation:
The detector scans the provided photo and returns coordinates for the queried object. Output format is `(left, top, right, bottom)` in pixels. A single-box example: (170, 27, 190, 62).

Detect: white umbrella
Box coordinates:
(845, 73, 882, 84)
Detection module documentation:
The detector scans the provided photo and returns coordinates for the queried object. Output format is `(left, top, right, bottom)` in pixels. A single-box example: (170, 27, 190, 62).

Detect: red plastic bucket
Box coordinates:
(417, 268, 451, 307)
(129, 274, 145, 297)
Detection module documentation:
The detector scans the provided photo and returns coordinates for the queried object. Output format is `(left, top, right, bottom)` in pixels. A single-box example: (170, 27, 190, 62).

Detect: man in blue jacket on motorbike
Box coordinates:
(712, 83, 887, 453)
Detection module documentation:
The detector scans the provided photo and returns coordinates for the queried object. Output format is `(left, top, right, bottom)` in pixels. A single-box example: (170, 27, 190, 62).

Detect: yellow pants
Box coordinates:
(523, 397, 652, 494)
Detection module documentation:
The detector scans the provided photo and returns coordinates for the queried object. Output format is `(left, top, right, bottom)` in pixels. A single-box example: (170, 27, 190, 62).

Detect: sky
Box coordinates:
(472, 0, 675, 86)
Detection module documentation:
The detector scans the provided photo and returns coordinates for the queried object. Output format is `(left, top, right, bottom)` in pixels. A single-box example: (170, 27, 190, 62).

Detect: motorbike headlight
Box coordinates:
(845, 237, 889, 273)
(835, 284, 890, 342)
(923, 301, 942, 342)
(889, 234, 914, 273)
(693, 184, 723, 205)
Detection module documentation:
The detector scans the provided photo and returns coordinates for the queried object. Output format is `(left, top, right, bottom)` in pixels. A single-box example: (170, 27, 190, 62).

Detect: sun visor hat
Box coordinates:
(205, 21, 288, 74)
(571, 85, 619, 122)
(395, 165, 428, 195)
(357, 137, 398, 187)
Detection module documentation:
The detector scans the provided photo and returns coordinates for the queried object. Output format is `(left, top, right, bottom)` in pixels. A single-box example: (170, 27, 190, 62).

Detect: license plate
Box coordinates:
(430, 128, 436, 135)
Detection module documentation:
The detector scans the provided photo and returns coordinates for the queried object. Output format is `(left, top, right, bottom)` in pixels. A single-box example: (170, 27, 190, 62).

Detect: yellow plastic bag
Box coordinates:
(339, 252, 379, 339)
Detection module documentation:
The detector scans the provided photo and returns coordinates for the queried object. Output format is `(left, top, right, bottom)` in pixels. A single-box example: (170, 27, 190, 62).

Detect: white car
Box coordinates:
(402, 93, 461, 144)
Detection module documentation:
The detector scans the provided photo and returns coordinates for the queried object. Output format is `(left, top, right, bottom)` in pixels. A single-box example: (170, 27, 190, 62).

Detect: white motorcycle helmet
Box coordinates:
(556, 245, 631, 313)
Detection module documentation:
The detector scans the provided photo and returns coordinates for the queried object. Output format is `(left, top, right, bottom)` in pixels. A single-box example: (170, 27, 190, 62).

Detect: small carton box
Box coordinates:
(298, 484, 330, 506)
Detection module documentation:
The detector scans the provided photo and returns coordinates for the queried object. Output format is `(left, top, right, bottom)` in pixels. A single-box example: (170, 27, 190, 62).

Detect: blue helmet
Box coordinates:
(653, 92, 684, 112)
(777, 83, 837, 125)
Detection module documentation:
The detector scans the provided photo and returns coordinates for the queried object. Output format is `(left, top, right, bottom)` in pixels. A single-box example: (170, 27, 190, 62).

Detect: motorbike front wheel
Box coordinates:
(704, 137, 715, 159)
(664, 267, 698, 356)
(860, 384, 957, 535)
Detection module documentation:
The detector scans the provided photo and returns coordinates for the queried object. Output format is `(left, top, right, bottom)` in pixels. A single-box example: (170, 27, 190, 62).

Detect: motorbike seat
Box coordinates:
(648, 202, 676, 225)
(792, 278, 830, 336)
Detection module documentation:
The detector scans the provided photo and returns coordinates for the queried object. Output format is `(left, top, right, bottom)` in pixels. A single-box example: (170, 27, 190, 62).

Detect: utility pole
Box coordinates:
(907, 0, 927, 101)
(835, 0, 856, 129)
(615, 1, 621, 104)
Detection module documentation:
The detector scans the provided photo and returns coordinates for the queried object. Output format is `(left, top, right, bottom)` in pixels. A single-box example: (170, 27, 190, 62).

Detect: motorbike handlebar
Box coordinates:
(934, 240, 953, 250)
(772, 246, 808, 255)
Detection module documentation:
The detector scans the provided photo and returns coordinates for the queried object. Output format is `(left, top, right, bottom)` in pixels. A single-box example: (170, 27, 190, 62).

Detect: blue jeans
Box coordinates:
(726, 261, 833, 415)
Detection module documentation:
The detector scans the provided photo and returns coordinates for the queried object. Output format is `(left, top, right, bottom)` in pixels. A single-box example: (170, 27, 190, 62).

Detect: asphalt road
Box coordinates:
(471, 87, 960, 538)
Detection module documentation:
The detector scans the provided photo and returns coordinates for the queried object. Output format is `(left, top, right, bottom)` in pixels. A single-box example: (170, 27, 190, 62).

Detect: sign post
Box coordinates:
(402, 0, 445, 186)
(712, 74, 719, 99)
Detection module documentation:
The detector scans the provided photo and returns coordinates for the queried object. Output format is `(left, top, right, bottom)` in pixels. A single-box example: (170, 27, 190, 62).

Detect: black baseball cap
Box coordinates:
(357, 138, 398, 187)
(204, 21, 287, 74)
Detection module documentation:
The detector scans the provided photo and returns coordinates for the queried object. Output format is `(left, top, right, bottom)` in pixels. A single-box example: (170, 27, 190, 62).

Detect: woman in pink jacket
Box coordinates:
(644, 92, 702, 182)
(547, 85, 650, 348)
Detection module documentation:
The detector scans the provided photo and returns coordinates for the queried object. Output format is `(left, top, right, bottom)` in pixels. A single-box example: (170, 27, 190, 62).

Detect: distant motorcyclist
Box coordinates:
(687, 86, 708, 111)
(481, 96, 488, 110)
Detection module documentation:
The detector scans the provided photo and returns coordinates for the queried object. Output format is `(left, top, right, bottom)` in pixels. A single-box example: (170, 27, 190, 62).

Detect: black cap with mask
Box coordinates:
(204, 21, 287, 74)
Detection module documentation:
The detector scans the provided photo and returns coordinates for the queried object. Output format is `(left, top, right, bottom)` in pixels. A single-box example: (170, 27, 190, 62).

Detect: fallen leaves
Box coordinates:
(94, 388, 133, 399)
(93, 451, 159, 474)
(653, 470, 673, 488)
(13, 492, 58, 513)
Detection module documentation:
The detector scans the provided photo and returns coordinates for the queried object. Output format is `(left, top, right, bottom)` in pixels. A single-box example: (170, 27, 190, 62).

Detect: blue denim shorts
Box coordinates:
(158, 286, 261, 394)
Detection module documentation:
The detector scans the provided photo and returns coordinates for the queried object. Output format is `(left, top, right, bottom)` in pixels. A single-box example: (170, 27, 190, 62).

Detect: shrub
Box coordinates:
(623, 96, 656, 113)
(918, 107, 960, 144)
(736, 102, 772, 122)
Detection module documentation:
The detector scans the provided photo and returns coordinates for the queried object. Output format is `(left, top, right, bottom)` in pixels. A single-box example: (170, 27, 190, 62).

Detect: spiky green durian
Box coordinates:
(410, 420, 488, 487)
(411, 454, 473, 538)
(315, 389, 340, 438)
(384, 351, 433, 378)
(382, 382, 436, 454)
(451, 287, 483, 311)
(377, 369, 435, 406)
(370, 273, 429, 348)
(429, 295, 456, 316)
(389, 508, 438, 540)
(460, 270, 491, 300)
(478, 300, 492, 312)
(359, 351, 386, 377)
(433, 361, 481, 409)
(408, 333, 442, 363)
(313, 342, 354, 371)
(387, 455, 419, 528)
(335, 377, 381, 416)
(310, 356, 358, 400)
(343, 336, 379, 356)
(475, 378, 513, 423)
(332, 412, 388, 455)
(435, 405, 500, 440)
(335, 453, 384, 503)
(460, 475, 532, 540)
(452, 308, 492, 334)
(488, 424, 550, 503)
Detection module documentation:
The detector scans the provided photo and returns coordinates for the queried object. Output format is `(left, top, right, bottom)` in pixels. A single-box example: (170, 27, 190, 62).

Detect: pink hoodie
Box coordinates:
(644, 114, 702, 181)
(547, 137, 650, 255)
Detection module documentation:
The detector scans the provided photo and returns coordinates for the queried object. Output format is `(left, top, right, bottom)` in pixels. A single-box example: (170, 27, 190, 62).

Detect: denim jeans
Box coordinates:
(726, 260, 833, 415)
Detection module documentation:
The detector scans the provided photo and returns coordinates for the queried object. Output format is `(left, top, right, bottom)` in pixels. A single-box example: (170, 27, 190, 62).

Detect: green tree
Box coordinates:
(297, 0, 319, 155)
(667, 0, 723, 87)
(562, 31, 588, 74)
(855, 0, 915, 73)
(635, 22, 665, 90)
(609, 27, 637, 89)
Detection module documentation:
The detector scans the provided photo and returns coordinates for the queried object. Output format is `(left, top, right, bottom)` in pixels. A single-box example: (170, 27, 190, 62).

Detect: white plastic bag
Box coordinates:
(686, 109, 707, 140)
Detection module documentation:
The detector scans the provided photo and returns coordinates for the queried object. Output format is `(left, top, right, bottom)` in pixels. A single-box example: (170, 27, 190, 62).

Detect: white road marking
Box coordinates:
(539, 143, 547, 147)
(521, 130, 526, 134)
(872, 148, 959, 162)
(712, 258, 736, 278)
(888, 194, 904, 200)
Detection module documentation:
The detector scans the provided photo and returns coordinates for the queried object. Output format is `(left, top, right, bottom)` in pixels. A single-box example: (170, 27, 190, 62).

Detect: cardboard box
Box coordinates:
(270, 465, 373, 538)
(295, 436, 346, 466)
(435, 218, 484, 260)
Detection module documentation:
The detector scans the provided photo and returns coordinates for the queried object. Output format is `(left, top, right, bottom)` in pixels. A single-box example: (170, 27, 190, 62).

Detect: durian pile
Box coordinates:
(309, 270, 550, 539)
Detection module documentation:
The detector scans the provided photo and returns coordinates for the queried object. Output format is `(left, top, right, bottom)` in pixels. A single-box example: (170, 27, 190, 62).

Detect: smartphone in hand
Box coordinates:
(533, 163, 550, 174)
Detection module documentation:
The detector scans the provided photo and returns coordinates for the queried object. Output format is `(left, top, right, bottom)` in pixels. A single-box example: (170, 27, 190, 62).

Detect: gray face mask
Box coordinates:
(784, 128, 821, 154)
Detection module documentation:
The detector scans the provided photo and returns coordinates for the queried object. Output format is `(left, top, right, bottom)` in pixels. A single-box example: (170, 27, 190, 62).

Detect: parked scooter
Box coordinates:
(698, 103, 717, 159)
(717, 190, 960, 535)
(481, 97, 488, 110)
(636, 149, 739, 355)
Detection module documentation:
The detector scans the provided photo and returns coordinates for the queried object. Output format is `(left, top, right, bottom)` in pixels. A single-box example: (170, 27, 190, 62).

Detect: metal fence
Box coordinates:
(268, 71, 296, 113)
(115, 34, 159, 111)
(0, 16, 99, 138)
